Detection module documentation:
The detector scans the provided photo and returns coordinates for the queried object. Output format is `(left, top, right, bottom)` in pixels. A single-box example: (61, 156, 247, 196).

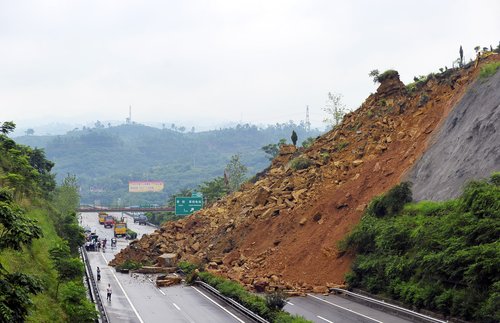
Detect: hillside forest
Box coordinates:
(0, 121, 95, 322)
(16, 122, 322, 206)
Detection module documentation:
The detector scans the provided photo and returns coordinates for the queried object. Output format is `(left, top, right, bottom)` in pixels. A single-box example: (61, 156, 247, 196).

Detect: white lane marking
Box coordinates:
(100, 253, 145, 323)
(191, 286, 245, 323)
(287, 301, 295, 306)
(173, 303, 181, 311)
(146, 276, 166, 295)
(317, 315, 335, 323)
(308, 294, 383, 323)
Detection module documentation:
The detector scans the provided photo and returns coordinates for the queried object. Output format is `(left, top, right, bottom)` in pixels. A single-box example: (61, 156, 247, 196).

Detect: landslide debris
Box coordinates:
(111, 54, 500, 293)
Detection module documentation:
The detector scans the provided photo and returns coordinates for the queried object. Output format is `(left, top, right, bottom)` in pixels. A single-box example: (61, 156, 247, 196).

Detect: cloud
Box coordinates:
(1, 0, 499, 130)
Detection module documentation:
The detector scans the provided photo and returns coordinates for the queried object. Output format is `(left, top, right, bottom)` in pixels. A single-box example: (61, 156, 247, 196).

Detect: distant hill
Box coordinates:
(16, 123, 322, 205)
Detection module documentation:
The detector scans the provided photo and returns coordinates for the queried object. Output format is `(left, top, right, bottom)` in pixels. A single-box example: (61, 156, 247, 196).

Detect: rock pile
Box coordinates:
(111, 55, 498, 292)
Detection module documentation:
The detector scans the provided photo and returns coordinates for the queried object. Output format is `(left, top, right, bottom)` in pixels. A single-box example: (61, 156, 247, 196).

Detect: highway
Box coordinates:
(81, 212, 249, 323)
(82, 212, 419, 323)
(285, 294, 413, 323)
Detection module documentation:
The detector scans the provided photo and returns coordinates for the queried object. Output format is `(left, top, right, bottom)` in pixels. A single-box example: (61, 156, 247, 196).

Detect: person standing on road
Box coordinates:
(96, 267, 101, 281)
(106, 284, 112, 301)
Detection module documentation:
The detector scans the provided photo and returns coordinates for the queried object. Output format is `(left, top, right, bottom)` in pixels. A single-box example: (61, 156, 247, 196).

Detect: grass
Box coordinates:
(479, 61, 500, 78)
(197, 271, 312, 322)
(290, 157, 313, 171)
(0, 207, 66, 322)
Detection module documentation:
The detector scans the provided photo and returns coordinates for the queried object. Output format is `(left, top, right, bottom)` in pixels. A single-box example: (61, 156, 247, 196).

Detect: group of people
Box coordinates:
(84, 236, 107, 252)
(84, 233, 118, 252)
(96, 266, 112, 302)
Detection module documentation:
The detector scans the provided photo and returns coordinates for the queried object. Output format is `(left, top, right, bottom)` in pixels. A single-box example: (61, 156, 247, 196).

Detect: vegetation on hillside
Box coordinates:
(0, 121, 96, 322)
(16, 122, 322, 206)
(342, 175, 500, 322)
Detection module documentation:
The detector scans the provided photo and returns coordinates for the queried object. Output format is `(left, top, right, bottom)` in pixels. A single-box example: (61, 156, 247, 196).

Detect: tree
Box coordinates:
(60, 281, 98, 322)
(53, 174, 84, 253)
(369, 69, 380, 83)
(25, 128, 34, 136)
(54, 174, 80, 218)
(323, 92, 347, 129)
(291, 130, 298, 146)
(168, 188, 192, 206)
(224, 154, 247, 192)
(197, 177, 228, 204)
(1, 121, 16, 134)
(0, 188, 44, 322)
(261, 138, 286, 161)
(49, 242, 83, 297)
(459, 45, 464, 67)
(302, 137, 315, 148)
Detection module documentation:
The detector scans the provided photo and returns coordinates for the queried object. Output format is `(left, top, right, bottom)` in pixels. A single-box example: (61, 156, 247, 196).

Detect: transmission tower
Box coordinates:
(305, 105, 311, 131)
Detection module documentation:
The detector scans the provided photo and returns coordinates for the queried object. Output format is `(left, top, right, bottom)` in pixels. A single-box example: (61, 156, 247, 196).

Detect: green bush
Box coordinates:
(343, 174, 500, 322)
(375, 69, 399, 83)
(334, 141, 349, 152)
(290, 157, 313, 171)
(479, 62, 500, 78)
(266, 289, 288, 310)
(60, 281, 98, 323)
(197, 271, 311, 322)
(366, 182, 412, 217)
(115, 259, 142, 271)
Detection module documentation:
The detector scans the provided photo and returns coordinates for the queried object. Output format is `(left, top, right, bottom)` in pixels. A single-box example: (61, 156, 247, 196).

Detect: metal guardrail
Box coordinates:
(81, 247, 110, 323)
(196, 280, 269, 323)
(331, 288, 447, 323)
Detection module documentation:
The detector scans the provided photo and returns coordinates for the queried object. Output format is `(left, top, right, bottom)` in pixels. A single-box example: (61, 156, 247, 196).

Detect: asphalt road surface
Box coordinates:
(285, 293, 413, 323)
(82, 212, 416, 323)
(81, 212, 248, 323)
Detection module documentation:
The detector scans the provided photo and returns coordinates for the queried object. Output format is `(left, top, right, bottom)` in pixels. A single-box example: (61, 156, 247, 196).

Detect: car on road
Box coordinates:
(134, 214, 148, 225)
(104, 215, 115, 228)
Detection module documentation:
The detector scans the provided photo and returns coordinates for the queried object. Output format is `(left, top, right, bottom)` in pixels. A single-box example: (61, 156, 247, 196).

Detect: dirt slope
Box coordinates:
(408, 67, 500, 200)
(111, 54, 499, 292)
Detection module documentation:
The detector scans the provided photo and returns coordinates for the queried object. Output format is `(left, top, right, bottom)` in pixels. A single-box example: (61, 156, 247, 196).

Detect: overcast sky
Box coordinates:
(1, 0, 499, 133)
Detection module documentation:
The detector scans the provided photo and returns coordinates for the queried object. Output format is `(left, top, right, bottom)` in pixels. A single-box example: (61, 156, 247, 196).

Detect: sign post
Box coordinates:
(175, 197, 203, 215)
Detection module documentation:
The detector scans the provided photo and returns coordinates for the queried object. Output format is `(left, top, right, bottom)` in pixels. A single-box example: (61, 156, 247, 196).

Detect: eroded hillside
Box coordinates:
(111, 54, 499, 293)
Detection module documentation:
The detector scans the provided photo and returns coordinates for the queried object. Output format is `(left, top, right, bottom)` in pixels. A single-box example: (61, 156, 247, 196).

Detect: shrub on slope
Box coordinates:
(342, 174, 500, 322)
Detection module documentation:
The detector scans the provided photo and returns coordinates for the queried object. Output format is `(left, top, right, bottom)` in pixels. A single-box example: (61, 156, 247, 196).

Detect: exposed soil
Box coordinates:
(111, 54, 499, 293)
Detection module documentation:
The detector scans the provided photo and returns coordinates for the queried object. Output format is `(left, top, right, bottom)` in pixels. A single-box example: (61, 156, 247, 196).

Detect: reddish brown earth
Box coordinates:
(111, 54, 499, 293)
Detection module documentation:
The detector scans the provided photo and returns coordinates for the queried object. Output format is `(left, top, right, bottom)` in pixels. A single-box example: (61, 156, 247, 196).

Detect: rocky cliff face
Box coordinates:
(408, 67, 500, 200)
(111, 54, 499, 293)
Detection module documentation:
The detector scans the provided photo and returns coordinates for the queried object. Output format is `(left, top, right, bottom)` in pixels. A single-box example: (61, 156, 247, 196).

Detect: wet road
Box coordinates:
(81, 212, 247, 323)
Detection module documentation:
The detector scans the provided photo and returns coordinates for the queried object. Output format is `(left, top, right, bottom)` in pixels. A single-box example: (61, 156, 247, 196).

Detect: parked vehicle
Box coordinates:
(134, 214, 148, 225)
(114, 221, 127, 237)
(104, 215, 115, 228)
(98, 212, 107, 225)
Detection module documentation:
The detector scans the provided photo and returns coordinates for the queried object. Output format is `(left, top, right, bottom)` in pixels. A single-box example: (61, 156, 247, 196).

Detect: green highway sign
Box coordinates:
(175, 197, 203, 215)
